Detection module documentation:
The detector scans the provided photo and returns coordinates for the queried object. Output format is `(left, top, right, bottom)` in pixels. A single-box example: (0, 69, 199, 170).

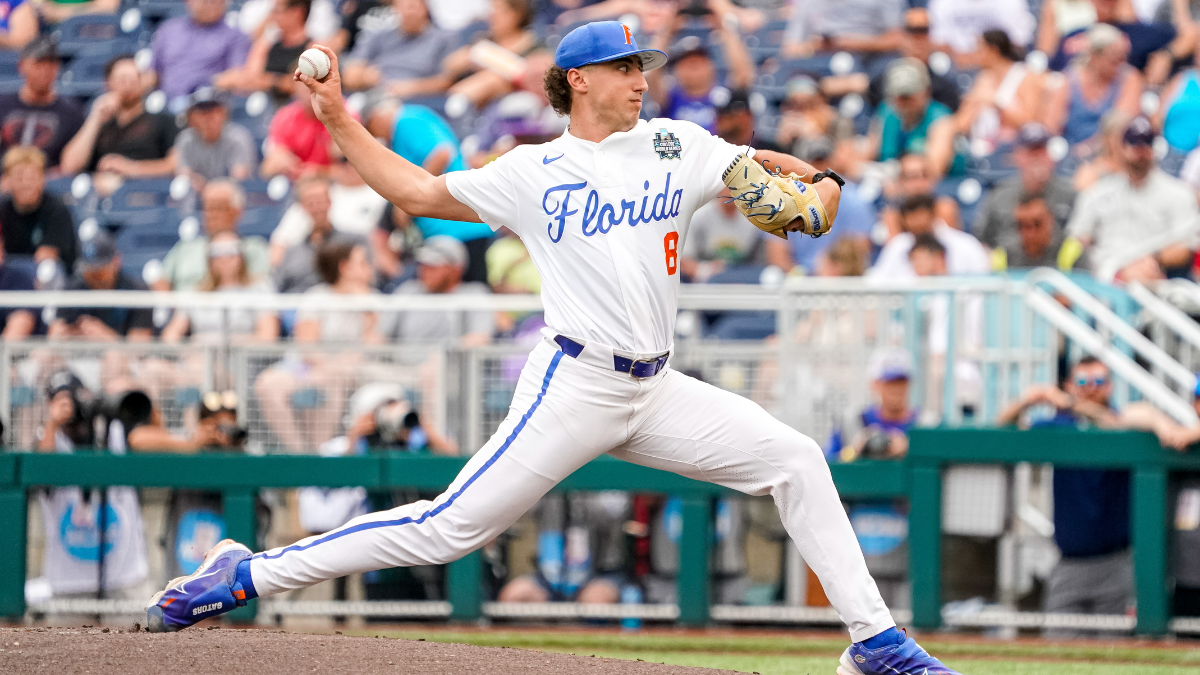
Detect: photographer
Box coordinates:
(32, 371, 150, 624)
(161, 392, 251, 577)
(294, 383, 454, 606)
(839, 351, 919, 462)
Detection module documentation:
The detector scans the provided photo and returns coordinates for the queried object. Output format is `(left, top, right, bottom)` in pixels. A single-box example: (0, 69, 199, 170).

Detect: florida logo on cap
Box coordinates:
(623, 24, 633, 44)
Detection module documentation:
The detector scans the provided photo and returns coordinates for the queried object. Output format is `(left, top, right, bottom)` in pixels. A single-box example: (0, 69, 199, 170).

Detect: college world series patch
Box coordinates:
(653, 129, 682, 160)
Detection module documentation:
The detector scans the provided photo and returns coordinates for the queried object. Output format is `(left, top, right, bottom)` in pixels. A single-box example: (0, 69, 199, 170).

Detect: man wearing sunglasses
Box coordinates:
(997, 356, 1133, 636)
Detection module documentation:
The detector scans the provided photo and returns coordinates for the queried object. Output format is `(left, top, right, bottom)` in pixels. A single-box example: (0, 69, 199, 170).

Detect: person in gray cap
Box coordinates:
(869, 57, 952, 163)
(48, 229, 155, 341)
(1066, 115, 1200, 282)
(381, 234, 494, 346)
(173, 87, 258, 187)
(0, 35, 85, 168)
(975, 123, 1076, 257)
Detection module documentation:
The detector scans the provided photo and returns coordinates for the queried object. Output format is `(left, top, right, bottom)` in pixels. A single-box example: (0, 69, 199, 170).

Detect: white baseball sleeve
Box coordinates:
(445, 153, 520, 235)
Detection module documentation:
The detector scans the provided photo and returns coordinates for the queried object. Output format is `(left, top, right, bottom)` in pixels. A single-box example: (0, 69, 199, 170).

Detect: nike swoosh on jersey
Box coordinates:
(543, 153, 564, 165)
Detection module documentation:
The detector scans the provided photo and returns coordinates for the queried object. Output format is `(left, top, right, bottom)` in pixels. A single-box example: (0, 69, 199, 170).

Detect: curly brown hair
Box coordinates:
(543, 65, 572, 117)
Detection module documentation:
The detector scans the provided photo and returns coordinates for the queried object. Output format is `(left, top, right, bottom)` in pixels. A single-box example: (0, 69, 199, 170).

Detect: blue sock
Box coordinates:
(859, 626, 904, 649)
(235, 559, 259, 600)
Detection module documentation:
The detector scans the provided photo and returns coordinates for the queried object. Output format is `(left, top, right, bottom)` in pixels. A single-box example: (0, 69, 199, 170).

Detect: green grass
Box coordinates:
(347, 629, 1200, 674)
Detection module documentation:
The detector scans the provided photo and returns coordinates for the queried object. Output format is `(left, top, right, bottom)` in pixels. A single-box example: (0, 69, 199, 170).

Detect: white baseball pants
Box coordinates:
(248, 335, 895, 641)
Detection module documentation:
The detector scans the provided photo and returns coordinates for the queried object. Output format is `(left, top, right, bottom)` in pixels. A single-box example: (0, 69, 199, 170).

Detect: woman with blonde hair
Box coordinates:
(160, 231, 280, 344)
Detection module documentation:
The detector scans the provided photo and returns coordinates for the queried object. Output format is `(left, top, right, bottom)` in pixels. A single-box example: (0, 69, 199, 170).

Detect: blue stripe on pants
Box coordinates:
(254, 350, 565, 561)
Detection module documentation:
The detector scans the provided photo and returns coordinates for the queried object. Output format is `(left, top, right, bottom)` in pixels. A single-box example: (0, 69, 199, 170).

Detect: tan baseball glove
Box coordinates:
(721, 153, 834, 239)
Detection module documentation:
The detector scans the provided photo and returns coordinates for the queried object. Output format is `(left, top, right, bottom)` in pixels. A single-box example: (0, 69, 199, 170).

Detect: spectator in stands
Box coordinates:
(0, 0, 35, 50)
(0, 238, 36, 340)
(48, 229, 155, 341)
(1065, 116, 1200, 282)
(34, 371, 151, 622)
(824, 8, 960, 114)
(766, 137, 875, 276)
(814, 237, 867, 277)
(216, 0, 314, 105)
(716, 88, 779, 152)
(997, 356, 1131, 630)
(440, 0, 547, 110)
(60, 55, 180, 179)
(927, 0, 1035, 63)
(783, 0, 905, 58)
(870, 193, 989, 278)
(173, 88, 258, 188)
(840, 350, 917, 462)
(269, 146, 386, 259)
(1046, 23, 1143, 150)
(974, 124, 1076, 256)
(161, 231, 279, 344)
(1035, 0, 1130, 56)
(932, 30, 1045, 174)
(160, 180, 270, 291)
(774, 76, 846, 154)
(386, 101, 492, 284)
(648, 4, 754, 132)
(868, 58, 953, 165)
(150, 0, 252, 104)
(1157, 46, 1200, 156)
(1073, 110, 1132, 191)
(238, 0, 338, 44)
(31, 0, 119, 26)
(262, 79, 340, 178)
(0, 146, 77, 271)
(374, 203, 422, 283)
(273, 175, 370, 292)
(880, 153, 961, 237)
(498, 492, 629, 606)
(381, 235, 494, 346)
(0, 36, 83, 169)
(342, 0, 454, 96)
(257, 239, 382, 451)
(330, 0, 393, 54)
(487, 226, 538, 294)
(681, 188, 762, 283)
(992, 194, 1065, 271)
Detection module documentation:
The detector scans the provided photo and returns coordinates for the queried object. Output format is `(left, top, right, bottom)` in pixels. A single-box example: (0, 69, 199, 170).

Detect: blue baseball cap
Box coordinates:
(554, 21, 668, 72)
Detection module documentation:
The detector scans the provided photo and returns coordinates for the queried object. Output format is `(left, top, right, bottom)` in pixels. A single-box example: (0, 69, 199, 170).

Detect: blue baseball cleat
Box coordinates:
(838, 631, 962, 675)
(146, 539, 251, 632)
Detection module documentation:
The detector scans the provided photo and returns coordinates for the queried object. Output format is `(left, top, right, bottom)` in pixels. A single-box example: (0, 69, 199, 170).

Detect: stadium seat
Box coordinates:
(114, 220, 181, 254)
(58, 53, 116, 98)
(240, 177, 291, 209)
(705, 312, 776, 340)
(100, 177, 177, 212)
(136, 0, 188, 19)
(52, 13, 146, 56)
(0, 51, 21, 94)
(238, 205, 285, 239)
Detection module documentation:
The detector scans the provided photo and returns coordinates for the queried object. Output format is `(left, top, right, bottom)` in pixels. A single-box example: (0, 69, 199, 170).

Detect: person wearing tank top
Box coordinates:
(1158, 51, 1200, 154)
(1050, 24, 1144, 148)
(949, 30, 1041, 158)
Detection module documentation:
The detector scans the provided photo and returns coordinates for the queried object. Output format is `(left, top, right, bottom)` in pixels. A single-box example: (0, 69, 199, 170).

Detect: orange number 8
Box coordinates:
(664, 232, 679, 276)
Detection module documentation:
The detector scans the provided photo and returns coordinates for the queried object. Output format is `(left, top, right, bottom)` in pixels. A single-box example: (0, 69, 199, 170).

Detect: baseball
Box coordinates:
(297, 48, 331, 81)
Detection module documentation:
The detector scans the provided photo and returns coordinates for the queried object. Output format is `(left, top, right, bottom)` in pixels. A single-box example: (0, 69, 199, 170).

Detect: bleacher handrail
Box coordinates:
(1025, 268, 1198, 403)
(1127, 281, 1200, 354)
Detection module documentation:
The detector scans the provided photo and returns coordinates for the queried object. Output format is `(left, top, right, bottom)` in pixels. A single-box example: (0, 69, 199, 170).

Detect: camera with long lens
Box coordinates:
(861, 431, 893, 459)
(373, 399, 421, 447)
(45, 370, 154, 447)
(201, 390, 248, 450)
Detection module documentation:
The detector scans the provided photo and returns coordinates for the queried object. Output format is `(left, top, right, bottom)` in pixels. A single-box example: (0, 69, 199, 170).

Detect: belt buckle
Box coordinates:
(629, 353, 668, 379)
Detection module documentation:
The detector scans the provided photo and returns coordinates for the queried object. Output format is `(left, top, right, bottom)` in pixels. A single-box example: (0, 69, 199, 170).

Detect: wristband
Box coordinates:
(812, 169, 845, 188)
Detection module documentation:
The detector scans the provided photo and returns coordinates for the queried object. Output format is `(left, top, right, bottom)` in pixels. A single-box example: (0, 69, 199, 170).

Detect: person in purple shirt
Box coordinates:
(646, 3, 753, 132)
(150, 0, 252, 105)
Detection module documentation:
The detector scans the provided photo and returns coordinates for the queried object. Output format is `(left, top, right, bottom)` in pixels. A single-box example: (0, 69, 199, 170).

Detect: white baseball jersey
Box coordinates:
(245, 118, 896, 643)
(447, 118, 741, 354)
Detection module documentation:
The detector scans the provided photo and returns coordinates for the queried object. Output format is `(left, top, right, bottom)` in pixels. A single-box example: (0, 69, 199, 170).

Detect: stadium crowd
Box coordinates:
(4, 0, 1200, 626)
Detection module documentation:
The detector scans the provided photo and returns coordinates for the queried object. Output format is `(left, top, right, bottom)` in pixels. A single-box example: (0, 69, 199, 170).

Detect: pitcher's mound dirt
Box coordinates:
(0, 627, 743, 674)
